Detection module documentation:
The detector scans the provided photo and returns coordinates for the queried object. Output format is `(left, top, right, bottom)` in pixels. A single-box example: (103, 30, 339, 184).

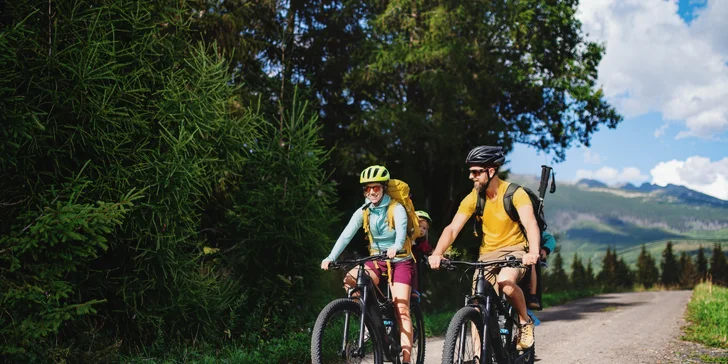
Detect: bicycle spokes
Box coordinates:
(454, 321, 480, 363)
(319, 308, 377, 363)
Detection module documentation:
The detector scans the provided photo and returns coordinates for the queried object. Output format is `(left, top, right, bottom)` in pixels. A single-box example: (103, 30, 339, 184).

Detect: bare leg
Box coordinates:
(391, 282, 413, 363)
(497, 268, 529, 324)
(343, 265, 380, 296)
(529, 265, 538, 295)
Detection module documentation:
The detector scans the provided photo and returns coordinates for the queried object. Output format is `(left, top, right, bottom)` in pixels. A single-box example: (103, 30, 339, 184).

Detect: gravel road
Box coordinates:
(424, 290, 697, 364)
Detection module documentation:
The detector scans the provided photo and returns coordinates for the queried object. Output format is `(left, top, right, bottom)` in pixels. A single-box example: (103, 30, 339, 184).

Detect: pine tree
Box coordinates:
(616, 257, 635, 288)
(547, 252, 569, 292)
(679, 251, 697, 288)
(636, 245, 659, 289)
(585, 257, 596, 288)
(0, 0, 336, 360)
(597, 246, 619, 288)
(661, 242, 681, 287)
(710, 243, 727, 286)
(570, 253, 588, 290)
(696, 245, 708, 282)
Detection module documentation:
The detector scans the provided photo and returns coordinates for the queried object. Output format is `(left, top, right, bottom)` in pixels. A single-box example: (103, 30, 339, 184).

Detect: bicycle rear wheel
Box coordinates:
(441, 306, 486, 364)
(311, 298, 383, 364)
(409, 302, 426, 364)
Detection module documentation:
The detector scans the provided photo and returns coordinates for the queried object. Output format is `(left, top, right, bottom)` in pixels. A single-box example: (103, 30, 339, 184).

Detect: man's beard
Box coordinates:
(474, 180, 484, 192)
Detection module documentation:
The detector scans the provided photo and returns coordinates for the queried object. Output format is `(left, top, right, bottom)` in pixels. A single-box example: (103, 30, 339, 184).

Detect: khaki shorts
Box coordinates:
(472, 246, 527, 293)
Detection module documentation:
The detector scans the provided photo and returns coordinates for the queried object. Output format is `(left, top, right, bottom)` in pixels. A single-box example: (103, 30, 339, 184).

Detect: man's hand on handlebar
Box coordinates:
(522, 252, 540, 266)
(428, 254, 444, 270)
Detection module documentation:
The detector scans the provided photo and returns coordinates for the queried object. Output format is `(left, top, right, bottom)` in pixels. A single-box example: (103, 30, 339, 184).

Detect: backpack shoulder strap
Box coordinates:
(473, 190, 486, 237)
(386, 201, 398, 230)
(361, 203, 372, 236)
(503, 183, 521, 223)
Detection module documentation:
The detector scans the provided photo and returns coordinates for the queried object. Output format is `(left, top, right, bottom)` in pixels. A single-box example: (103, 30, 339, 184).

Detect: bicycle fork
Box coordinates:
(467, 293, 508, 361)
(340, 265, 370, 358)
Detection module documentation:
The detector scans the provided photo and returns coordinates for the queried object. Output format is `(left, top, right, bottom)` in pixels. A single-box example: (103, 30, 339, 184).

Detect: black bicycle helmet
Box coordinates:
(465, 145, 505, 167)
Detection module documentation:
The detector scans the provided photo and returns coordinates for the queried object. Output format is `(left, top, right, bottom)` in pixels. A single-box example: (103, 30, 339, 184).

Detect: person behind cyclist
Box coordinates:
(412, 210, 434, 296)
(321, 165, 416, 364)
(526, 230, 557, 310)
(428, 145, 539, 351)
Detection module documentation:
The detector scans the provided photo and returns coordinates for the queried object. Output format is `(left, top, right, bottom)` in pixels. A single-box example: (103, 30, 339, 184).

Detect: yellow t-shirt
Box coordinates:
(457, 181, 531, 254)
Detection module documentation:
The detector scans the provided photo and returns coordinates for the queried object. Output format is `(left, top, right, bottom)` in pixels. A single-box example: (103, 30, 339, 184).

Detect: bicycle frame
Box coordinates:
(443, 257, 531, 364)
(466, 267, 513, 363)
(340, 259, 401, 362)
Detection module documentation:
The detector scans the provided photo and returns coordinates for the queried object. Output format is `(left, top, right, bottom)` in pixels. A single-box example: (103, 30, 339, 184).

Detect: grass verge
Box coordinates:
(122, 331, 312, 364)
(683, 282, 728, 350)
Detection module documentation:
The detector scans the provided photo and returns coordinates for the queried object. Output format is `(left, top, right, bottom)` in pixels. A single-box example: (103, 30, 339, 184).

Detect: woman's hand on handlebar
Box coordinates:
(386, 247, 397, 259)
(321, 259, 331, 270)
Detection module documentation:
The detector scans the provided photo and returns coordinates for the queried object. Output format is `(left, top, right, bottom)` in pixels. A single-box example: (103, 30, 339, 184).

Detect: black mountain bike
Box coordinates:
(311, 253, 426, 364)
(439, 257, 535, 364)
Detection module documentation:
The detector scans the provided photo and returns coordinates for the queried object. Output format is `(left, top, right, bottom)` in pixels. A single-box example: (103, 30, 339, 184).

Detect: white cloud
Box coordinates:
(654, 123, 669, 138)
(577, 0, 728, 139)
(650, 156, 728, 199)
(583, 149, 603, 164)
(576, 166, 648, 185)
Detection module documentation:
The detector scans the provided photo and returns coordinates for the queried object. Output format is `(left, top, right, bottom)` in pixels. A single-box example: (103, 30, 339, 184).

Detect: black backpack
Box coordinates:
(473, 183, 547, 241)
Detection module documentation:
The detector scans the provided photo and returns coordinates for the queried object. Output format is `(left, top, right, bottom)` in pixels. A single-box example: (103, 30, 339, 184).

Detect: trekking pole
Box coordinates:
(537, 165, 553, 216)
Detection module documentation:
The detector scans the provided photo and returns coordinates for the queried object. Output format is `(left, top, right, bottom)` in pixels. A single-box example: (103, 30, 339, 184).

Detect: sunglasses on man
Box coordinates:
(469, 168, 489, 177)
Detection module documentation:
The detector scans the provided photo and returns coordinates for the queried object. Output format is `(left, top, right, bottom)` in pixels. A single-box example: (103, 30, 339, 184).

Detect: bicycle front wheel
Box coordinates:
(441, 306, 485, 364)
(311, 298, 383, 364)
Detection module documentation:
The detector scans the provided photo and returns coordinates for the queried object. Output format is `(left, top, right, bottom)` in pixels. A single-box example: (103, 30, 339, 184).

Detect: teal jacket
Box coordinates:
(542, 231, 556, 255)
(325, 195, 411, 263)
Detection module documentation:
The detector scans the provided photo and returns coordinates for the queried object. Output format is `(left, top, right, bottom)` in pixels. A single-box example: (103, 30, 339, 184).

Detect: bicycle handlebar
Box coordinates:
(328, 252, 389, 270)
(439, 256, 525, 271)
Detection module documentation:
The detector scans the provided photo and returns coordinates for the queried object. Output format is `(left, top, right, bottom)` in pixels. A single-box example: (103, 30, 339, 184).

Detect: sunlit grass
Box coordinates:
(683, 281, 728, 350)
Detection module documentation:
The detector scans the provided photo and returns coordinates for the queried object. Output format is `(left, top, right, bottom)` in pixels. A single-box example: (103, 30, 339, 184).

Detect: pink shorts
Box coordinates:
(365, 259, 415, 286)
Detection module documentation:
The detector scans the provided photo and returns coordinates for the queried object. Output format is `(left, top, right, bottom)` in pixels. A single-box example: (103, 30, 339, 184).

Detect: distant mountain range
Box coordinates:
(575, 178, 728, 209)
(508, 174, 728, 268)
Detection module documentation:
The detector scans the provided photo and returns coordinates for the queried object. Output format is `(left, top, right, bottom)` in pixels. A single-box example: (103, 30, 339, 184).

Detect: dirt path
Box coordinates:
(425, 290, 701, 364)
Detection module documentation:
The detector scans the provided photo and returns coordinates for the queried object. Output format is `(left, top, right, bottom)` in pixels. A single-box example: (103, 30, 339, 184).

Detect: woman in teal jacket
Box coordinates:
(321, 165, 415, 364)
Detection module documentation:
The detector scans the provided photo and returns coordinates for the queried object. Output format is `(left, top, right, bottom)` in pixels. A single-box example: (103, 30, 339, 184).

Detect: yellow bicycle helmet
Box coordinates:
(360, 165, 390, 183)
(415, 210, 432, 223)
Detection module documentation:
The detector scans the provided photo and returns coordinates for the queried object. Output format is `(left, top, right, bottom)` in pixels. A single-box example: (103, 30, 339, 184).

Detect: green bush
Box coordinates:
(0, 0, 338, 361)
(0, 175, 139, 360)
(207, 98, 338, 346)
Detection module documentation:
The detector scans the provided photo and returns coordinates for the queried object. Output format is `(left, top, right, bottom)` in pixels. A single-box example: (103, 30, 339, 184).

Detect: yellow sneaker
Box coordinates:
(516, 319, 534, 351)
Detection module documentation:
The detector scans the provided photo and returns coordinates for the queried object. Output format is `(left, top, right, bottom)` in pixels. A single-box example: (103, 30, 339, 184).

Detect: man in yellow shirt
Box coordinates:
(429, 145, 540, 351)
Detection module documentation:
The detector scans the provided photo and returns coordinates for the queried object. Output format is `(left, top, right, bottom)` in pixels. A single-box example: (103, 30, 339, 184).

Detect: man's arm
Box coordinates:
(428, 212, 470, 269)
(516, 203, 541, 265)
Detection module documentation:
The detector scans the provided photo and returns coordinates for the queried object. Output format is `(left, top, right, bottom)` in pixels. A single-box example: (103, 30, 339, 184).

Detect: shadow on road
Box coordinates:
(534, 293, 648, 323)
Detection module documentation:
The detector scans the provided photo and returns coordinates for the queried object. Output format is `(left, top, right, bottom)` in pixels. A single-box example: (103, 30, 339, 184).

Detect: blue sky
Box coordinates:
(508, 0, 728, 200)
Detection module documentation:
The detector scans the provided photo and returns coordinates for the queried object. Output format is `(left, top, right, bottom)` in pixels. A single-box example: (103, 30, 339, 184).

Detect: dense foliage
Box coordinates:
(0, 0, 334, 361)
(184, 0, 623, 218)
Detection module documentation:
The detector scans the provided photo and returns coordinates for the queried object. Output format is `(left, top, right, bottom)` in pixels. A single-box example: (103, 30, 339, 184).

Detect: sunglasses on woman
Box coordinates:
(362, 185, 383, 193)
